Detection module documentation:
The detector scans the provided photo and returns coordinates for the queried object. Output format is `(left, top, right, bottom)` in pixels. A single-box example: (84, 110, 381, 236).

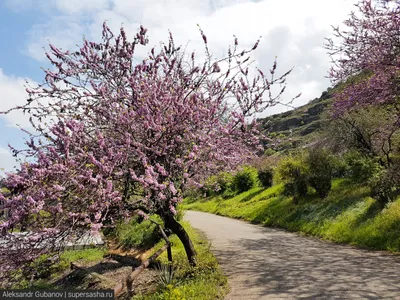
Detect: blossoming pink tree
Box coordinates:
(325, 0, 400, 165)
(326, 0, 400, 159)
(0, 23, 297, 282)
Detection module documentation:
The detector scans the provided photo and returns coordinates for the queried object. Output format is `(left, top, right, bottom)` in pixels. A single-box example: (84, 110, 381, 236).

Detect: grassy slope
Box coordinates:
(133, 221, 228, 300)
(183, 179, 400, 253)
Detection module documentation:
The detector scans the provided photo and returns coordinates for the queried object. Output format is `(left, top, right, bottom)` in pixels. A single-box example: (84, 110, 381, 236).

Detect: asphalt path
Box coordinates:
(185, 210, 400, 299)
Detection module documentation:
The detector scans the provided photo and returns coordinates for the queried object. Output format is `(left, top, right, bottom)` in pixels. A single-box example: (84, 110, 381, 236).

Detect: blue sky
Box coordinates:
(0, 0, 358, 174)
(0, 1, 45, 173)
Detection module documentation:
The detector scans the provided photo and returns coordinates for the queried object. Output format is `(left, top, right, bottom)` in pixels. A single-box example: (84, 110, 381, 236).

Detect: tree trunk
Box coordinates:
(161, 212, 197, 266)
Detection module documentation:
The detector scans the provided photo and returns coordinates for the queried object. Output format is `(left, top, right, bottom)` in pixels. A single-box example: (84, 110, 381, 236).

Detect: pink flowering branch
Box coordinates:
(326, 0, 400, 114)
(0, 22, 296, 280)
(325, 0, 400, 165)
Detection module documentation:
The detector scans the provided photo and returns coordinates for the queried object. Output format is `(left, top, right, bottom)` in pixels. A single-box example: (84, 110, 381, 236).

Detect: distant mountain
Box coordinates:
(257, 87, 335, 153)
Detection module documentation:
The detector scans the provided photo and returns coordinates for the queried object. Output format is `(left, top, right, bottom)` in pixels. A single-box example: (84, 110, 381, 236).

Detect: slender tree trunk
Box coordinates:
(161, 212, 197, 266)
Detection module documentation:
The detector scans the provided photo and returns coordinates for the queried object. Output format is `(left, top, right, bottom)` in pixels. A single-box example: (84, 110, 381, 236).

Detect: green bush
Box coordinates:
(182, 184, 202, 199)
(21, 254, 59, 281)
(215, 172, 234, 194)
(264, 148, 276, 156)
(370, 167, 400, 207)
(330, 156, 348, 178)
(276, 153, 308, 203)
(201, 172, 234, 197)
(344, 151, 383, 182)
(257, 167, 274, 188)
(200, 176, 219, 197)
(232, 166, 258, 193)
(307, 149, 334, 198)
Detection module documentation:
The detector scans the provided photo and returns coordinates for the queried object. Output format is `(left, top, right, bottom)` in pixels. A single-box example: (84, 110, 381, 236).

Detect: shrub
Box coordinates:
(344, 151, 383, 182)
(258, 167, 274, 188)
(215, 172, 234, 193)
(201, 175, 219, 197)
(201, 172, 234, 197)
(370, 167, 400, 207)
(232, 166, 257, 193)
(264, 148, 276, 156)
(182, 185, 202, 200)
(23, 254, 59, 280)
(306, 149, 334, 198)
(330, 155, 348, 178)
(276, 153, 308, 203)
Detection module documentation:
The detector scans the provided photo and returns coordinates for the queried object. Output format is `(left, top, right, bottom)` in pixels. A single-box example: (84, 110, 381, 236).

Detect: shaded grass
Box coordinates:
(133, 221, 228, 300)
(57, 248, 107, 269)
(183, 178, 400, 253)
(114, 216, 161, 250)
(11, 248, 107, 289)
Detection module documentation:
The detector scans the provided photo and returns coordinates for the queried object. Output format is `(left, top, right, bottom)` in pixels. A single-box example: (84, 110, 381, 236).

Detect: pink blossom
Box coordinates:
(157, 165, 168, 176)
(138, 210, 149, 220)
(53, 184, 65, 192)
(91, 223, 102, 232)
(169, 183, 177, 195)
(169, 205, 177, 215)
(94, 212, 102, 221)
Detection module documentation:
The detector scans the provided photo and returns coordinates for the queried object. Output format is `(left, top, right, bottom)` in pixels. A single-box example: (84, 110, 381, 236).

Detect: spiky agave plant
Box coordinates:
(155, 262, 176, 287)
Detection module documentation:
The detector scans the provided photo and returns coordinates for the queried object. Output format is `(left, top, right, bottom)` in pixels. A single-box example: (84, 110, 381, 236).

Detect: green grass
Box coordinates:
(57, 248, 107, 269)
(133, 221, 228, 300)
(11, 248, 107, 289)
(183, 178, 400, 253)
(114, 216, 161, 250)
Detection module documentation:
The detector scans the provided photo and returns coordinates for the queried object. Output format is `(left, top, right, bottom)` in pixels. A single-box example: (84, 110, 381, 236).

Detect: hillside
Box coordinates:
(258, 87, 334, 152)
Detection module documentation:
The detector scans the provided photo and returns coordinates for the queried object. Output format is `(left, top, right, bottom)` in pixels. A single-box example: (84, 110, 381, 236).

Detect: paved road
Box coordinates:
(185, 210, 400, 299)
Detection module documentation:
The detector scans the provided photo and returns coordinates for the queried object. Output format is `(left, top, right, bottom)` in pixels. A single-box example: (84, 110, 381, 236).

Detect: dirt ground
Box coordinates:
(50, 244, 160, 299)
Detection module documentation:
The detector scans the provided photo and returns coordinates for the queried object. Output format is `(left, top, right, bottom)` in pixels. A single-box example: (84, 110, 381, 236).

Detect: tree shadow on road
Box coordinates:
(212, 227, 400, 299)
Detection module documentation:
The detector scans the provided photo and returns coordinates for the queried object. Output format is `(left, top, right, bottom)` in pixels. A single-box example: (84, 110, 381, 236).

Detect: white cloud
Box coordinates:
(22, 0, 359, 116)
(55, 0, 110, 14)
(0, 146, 18, 175)
(26, 17, 85, 62)
(0, 69, 34, 129)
